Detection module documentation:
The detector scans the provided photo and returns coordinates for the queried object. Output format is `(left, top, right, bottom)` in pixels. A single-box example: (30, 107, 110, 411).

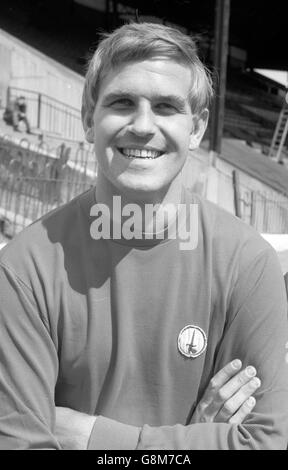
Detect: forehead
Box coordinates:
(98, 59, 192, 101)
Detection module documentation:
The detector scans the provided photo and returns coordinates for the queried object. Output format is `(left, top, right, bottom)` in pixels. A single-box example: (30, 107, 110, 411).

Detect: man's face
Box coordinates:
(89, 58, 205, 199)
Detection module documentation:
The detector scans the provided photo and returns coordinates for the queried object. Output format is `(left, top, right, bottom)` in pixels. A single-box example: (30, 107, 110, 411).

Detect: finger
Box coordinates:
(194, 360, 243, 421)
(228, 396, 257, 425)
(214, 366, 258, 405)
(215, 377, 261, 422)
(202, 359, 242, 406)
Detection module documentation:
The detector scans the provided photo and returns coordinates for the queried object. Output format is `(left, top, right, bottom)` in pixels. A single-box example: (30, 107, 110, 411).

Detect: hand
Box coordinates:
(191, 360, 261, 425)
(55, 406, 97, 450)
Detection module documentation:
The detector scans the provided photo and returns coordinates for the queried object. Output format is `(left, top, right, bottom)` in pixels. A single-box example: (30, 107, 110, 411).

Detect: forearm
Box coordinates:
(54, 408, 140, 450)
(86, 410, 287, 450)
(55, 407, 97, 450)
(87, 416, 141, 450)
(88, 418, 240, 450)
(137, 417, 287, 450)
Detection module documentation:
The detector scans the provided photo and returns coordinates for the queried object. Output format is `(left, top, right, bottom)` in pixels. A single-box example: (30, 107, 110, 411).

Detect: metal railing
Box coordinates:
(0, 134, 97, 237)
(6, 86, 84, 141)
(217, 168, 288, 233)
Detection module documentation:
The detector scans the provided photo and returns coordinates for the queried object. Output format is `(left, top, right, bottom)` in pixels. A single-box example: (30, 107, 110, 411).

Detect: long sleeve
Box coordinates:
(87, 417, 140, 450)
(0, 264, 60, 449)
(134, 248, 288, 450)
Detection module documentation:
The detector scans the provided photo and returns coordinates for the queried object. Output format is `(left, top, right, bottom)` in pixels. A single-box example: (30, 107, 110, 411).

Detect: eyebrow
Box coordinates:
(102, 91, 187, 109)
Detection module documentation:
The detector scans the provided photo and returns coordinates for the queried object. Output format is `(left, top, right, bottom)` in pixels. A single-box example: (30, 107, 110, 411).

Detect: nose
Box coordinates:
(129, 102, 156, 137)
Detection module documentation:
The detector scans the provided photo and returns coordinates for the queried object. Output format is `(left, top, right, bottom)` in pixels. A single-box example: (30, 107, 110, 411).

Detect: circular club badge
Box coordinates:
(178, 325, 207, 359)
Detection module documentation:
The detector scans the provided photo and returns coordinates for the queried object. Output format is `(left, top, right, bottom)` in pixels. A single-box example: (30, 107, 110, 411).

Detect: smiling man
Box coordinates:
(0, 23, 288, 450)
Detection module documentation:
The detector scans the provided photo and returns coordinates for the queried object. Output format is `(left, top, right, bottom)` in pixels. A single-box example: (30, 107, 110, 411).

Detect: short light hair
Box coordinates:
(82, 22, 214, 127)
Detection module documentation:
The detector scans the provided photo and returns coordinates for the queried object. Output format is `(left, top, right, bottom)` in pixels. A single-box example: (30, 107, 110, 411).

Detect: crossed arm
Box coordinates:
(55, 359, 261, 449)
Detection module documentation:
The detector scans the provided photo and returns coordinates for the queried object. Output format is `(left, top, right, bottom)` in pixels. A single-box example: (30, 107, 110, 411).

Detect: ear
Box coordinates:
(82, 107, 94, 143)
(85, 127, 94, 143)
(189, 109, 209, 150)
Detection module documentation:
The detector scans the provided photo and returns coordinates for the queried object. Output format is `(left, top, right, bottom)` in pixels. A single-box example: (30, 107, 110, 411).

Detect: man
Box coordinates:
(0, 23, 287, 450)
(12, 96, 31, 134)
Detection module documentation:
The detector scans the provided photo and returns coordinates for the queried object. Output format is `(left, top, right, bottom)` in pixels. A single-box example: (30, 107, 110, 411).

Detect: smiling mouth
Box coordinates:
(118, 148, 165, 159)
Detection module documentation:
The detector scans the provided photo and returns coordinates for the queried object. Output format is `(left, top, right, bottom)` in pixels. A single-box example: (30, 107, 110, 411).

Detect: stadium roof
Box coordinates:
(1, 1, 287, 71)
(118, 0, 288, 71)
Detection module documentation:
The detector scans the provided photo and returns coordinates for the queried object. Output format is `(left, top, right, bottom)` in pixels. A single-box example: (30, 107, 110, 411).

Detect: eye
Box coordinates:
(110, 98, 134, 108)
(157, 103, 175, 109)
(154, 102, 178, 114)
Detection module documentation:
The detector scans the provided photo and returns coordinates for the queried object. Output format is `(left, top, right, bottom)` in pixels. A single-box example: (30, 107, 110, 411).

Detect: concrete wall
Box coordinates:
(0, 28, 84, 107)
(0, 28, 85, 140)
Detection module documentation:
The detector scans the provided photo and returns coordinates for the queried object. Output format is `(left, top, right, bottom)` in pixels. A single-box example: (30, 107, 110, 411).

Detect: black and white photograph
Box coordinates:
(0, 0, 288, 452)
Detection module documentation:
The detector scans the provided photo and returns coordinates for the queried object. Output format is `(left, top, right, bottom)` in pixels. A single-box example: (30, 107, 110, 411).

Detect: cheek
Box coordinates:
(164, 119, 192, 149)
(95, 114, 128, 136)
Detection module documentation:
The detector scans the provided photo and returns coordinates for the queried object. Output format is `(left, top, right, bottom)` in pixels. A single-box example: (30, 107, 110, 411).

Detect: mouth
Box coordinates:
(117, 148, 165, 160)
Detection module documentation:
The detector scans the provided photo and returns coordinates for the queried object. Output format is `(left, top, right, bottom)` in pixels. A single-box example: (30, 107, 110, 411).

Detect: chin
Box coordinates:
(115, 178, 173, 202)
(118, 175, 168, 193)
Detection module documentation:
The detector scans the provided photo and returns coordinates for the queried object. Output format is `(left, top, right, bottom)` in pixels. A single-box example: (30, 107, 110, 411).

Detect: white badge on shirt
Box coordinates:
(178, 325, 207, 359)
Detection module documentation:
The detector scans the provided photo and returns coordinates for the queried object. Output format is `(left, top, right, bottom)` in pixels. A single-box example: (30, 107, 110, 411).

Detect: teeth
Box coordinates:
(120, 148, 162, 159)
